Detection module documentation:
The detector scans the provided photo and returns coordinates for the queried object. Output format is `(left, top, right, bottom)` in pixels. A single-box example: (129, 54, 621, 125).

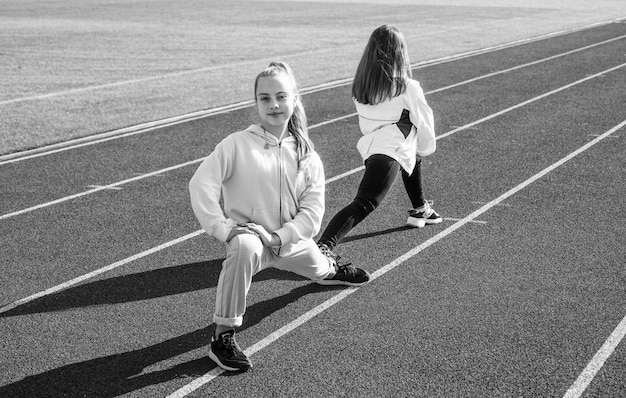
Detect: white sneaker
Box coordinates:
(406, 201, 442, 228)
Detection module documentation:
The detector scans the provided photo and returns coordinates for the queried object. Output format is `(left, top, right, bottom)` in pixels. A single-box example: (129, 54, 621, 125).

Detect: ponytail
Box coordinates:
(255, 61, 313, 170)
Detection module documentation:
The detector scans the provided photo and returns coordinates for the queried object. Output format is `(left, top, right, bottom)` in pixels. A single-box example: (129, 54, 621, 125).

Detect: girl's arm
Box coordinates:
(407, 80, 436, 156)
(188, 141, 235, 242)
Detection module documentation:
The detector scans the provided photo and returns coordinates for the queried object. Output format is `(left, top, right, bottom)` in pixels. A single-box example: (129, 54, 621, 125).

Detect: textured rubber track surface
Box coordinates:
(1, 20, 625, 398)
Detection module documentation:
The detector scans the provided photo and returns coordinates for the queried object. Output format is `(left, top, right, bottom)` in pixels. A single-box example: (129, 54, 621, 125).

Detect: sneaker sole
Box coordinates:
(209, 350, 252, 372)
(316, 277, 370, 287)
(406, 217, 443, 228)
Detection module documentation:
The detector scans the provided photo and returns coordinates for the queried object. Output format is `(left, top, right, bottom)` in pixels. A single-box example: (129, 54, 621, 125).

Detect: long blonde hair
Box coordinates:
(352, 25, 412, 105)
(255, 61, 313, 170)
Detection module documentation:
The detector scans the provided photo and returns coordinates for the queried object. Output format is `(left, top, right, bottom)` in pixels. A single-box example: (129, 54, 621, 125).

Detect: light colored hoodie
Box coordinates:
(355, 79, 436, 174)
(189, 124, 325, 255)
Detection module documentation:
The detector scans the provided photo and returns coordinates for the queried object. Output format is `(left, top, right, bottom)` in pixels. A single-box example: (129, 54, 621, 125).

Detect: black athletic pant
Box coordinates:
(318, 154, 425, 249)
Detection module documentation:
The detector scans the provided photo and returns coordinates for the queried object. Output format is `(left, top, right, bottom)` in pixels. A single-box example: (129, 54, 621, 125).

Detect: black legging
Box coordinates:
(318, 154, 425, 249)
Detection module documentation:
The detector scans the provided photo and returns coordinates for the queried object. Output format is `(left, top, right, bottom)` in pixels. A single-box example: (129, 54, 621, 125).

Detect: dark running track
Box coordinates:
(1, 21, 625, 398)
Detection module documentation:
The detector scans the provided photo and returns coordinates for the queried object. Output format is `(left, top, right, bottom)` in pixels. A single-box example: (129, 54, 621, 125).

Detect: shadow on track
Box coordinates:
(1, 260, 307, 317)
(0, 327, 215, 398)
(0, 282, 343, 396)
(339, 225, 414, 244)
(1, 218, 415, 396)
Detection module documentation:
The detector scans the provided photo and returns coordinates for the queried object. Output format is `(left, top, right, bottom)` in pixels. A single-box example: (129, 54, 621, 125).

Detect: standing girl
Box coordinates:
(189, 61, 370, 372)
(317, 24, 442, 255)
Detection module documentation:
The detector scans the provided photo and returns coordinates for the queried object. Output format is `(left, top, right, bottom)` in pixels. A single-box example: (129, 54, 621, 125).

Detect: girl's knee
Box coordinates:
(228, 234, 264, 258)
(223, 234, 265, 277)
(353, 196, 378, 215)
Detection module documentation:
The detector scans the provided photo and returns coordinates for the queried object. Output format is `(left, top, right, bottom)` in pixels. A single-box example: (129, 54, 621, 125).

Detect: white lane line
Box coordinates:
(168, 289, 359, 398)
(2, 61, 623, 222)
(0, 231, 204, 314)
(86, 185, 122, 190)
(563, 314, 626, 398)
(325, 165, 363, 184)
(426, 35, 625, 96)
(167, 119, 626, 398)
(472, 201, 513, 207)
(1, 20, 623, 165)
(0, 102, 256, 165)
(0, 158, 205, 221)
(444, 217, 488, 224)
(437, 62, 626, 141)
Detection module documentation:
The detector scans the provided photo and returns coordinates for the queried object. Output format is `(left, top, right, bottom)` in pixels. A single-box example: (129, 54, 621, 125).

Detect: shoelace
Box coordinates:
(319, 244, 357, 275)
(411, 200, 435, 217)
(221, 334, 241, 354)
(336, 261, 356, 276)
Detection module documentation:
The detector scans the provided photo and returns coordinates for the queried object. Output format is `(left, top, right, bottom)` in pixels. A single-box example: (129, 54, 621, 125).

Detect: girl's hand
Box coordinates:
(238, 223, 281, 247)
(226, 224, 261, 242)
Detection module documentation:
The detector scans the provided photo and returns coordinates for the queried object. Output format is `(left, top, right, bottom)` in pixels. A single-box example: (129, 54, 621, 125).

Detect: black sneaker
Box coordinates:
(316, 243, 370, 287)
(209, 330, 252, 372)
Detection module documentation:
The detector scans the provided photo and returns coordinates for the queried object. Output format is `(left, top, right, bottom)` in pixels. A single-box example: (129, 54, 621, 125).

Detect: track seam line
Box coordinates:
(166, 119, 626, 398)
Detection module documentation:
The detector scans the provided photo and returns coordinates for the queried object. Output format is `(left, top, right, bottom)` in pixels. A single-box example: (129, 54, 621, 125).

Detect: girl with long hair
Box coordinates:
(189, 61, 370, 372)
(318, 25, 441, 256)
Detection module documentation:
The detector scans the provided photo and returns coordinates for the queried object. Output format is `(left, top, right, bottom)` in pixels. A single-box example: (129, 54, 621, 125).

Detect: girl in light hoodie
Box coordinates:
(317, 25, 442, 258)
(189, 61, 370, 372)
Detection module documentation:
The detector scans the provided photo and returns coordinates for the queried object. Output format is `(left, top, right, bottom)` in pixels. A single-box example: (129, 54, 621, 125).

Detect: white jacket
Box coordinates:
(189, 124, 325, 255)
(355, 79, 436, 173)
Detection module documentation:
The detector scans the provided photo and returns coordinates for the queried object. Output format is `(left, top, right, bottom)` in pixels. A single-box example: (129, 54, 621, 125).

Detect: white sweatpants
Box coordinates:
(213, 234, 334, 328)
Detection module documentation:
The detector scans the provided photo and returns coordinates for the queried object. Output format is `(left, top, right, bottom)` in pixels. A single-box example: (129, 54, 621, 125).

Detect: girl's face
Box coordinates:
(256, 73, 297, 135)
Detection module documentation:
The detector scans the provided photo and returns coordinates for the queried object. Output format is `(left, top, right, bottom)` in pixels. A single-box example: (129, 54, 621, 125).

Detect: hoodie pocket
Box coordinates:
(250, 207, 281, 232)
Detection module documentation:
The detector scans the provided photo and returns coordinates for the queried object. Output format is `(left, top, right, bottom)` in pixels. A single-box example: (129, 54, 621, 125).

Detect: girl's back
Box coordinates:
(351, 25, 436, 173)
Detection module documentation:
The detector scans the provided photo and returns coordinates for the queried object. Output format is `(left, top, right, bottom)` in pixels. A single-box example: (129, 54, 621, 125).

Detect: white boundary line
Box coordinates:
(1, 17, 623, 164)
(564, 314, 626, 398)
(0, 158, 204, 221)
(0, 231, 204, 314)
(1, 61, 624, 222)
(436, 62, 626, 140)
(426, 35, 626, 96)
(167, 119, 626, 398)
